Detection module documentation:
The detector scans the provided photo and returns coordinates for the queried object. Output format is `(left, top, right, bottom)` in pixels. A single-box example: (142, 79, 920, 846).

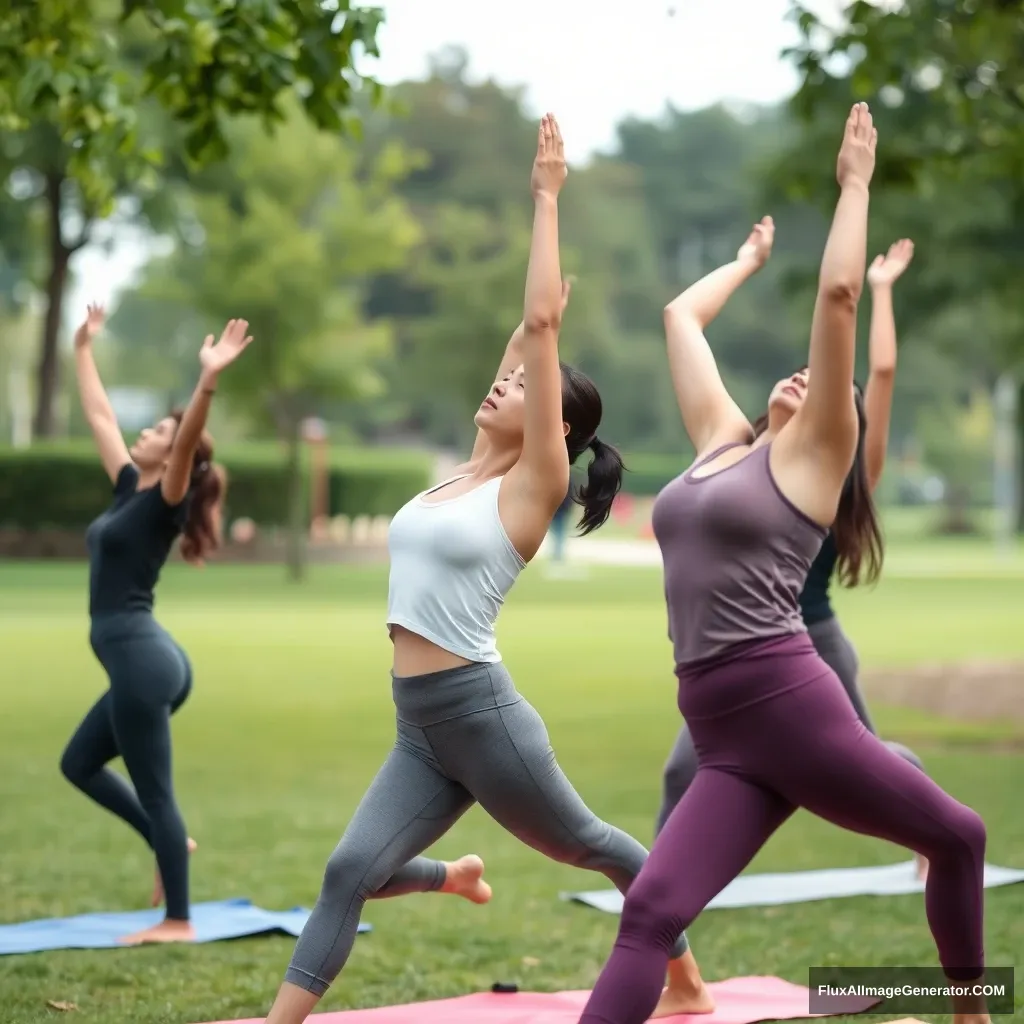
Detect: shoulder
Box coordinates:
(157, 486, 192, 528)
(112, 462, 139, 498)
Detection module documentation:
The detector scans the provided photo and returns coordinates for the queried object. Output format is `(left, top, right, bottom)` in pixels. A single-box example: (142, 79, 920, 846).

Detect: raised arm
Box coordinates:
(73, 304, 132, 485)
(862, 238, 914, 491)
(505, 114, 570, 517)
(790, 103, 876, 479)
(663, 219, 773, 456)
(466, 278, 572, 465)
(161, 319, 252, 506)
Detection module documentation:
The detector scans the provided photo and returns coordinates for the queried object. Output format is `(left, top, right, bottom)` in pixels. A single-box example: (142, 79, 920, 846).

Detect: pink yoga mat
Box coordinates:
(201, 975, 880, 1023)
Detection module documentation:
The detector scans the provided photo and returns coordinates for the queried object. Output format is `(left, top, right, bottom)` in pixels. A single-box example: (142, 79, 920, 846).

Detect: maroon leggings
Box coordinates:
(579, 633, 986, 1024)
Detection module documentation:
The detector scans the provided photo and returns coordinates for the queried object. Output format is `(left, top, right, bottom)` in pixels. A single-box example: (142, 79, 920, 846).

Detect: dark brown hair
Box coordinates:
(753, 380, 883, 587)
(559, 362, 625, 534)
(169, 409, 226, 566)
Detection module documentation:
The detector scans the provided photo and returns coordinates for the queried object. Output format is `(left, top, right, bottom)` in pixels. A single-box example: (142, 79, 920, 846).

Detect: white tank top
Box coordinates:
(386, 475, 526, 663)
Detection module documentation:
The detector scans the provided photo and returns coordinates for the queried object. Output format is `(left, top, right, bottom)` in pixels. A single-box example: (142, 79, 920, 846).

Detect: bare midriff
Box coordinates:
(389, 623, 474, 677)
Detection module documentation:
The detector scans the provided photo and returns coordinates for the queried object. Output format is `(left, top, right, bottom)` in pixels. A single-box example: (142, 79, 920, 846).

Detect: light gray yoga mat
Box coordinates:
(563, 860, 1024, 914)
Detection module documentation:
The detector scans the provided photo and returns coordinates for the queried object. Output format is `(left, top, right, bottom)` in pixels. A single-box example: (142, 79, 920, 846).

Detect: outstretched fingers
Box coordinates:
(893, 238, 914, 261)
(551, 113, 564, 158)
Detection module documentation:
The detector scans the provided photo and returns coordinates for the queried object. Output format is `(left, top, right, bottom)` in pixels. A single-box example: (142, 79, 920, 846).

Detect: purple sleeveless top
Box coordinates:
(651, 442, 827, 668)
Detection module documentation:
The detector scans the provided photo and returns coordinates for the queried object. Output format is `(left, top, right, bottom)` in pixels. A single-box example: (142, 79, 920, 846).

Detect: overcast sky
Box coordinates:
(70, 0, 850, 316)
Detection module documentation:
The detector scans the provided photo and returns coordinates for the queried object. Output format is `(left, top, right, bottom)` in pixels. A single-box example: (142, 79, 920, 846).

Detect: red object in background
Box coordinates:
(611, 493, 634, 524)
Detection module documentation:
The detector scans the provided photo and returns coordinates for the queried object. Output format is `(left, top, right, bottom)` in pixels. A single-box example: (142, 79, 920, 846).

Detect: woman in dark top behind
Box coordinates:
(59, 304, 252, 945)
(654, 238, 931, 877)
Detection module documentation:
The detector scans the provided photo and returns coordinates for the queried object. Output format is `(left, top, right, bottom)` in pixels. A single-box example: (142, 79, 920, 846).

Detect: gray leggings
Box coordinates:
(287, 661, 688, 997)
(654, 617, 926, 836)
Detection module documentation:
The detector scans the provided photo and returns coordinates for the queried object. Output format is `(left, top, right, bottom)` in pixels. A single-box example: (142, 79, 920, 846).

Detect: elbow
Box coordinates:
(524, 310, 561, 336)
(663, 302, 698, 331)
(819, 279, 862, 311)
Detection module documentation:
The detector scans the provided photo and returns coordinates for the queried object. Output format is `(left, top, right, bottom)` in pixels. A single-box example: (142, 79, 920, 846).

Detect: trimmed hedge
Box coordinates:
(0, 442, 432, 530)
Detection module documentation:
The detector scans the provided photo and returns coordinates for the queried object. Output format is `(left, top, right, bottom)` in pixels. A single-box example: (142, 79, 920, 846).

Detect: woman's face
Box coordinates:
(767, 368, 809, 426)
(128, 416, 177, 468)
(474, 364, 527, 439)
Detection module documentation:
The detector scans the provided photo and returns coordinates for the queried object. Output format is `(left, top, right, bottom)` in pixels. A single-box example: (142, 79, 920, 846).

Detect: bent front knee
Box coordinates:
(620, 877, 691, 954)
(953, 806, 987, 860)
(929, 803, 986, 864)
(59, 749, 88, 787)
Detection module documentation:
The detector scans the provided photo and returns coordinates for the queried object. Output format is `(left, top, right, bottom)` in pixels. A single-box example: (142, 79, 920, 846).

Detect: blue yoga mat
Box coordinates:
(0, 899, 371, 955)
(564, 860, 1024, 915)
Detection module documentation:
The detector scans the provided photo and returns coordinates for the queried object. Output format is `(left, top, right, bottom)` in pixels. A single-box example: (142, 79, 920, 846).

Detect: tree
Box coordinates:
(779, 0, 1024, 526)
(124, 105, 420, 579)
(0, 0, 386, 438)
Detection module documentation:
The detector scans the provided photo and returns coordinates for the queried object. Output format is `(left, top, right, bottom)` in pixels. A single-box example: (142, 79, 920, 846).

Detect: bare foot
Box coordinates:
(951, 981, 991, 1024)
(650, 950, 716, 1018)
(915, 853, 929, 882)
(118, 918, 196, 945)
(151, 837, 198, 907)
(440, 854, 492, 904)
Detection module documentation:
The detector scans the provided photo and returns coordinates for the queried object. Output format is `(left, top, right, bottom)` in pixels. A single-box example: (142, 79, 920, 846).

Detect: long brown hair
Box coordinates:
(753, 380, 883, 587)
(169, 409, 227, 566)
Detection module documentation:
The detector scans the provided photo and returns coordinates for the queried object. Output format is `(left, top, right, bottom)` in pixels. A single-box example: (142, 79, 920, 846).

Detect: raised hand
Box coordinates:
(737, 216, 774, 268)
(836, 101, 877, 189)
(560, 276, 575, 312)
(74, 303, 106, 350)
(867, 238, 914, 288)
(199, 318, 253, 377)
(530, 113, 568, 199)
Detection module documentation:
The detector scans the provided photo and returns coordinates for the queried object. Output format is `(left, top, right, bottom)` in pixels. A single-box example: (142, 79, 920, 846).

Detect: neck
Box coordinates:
(470, 440, 521, 480)
(137, 466, 163, 490)
(751, 427, 776, 449)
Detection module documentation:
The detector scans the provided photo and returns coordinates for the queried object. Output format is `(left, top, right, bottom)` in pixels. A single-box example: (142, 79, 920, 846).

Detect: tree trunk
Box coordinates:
(33, 172, 90, 440)
(1017, 379, 1024, 534)
(284, 420, 307, 581)
(33, 175, 72, 439)
(939, 484, 976, 535)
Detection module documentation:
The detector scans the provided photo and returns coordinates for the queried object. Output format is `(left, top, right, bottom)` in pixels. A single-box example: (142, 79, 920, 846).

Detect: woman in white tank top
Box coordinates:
(262, 115, 712, 1024)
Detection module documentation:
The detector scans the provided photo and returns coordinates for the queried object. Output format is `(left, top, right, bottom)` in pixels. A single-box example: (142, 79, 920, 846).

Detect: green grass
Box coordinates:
(0, 561, 1021, 1024)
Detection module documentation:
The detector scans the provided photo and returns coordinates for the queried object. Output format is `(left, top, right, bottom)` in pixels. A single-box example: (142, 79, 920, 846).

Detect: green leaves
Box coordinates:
(132, 0, 386, 165)
(778, 0, 1024, 369)
(0, 0, 387, 204)
(125, 104, 420, 433)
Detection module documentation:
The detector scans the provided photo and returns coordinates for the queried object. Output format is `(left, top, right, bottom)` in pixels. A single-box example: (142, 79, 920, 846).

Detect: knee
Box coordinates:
(620, 873, 691, 954)
(887, 741, 925, 774)
(931, 803, 987, 863)
(59, 746, 86, 786)
(662, 757, 696, 806)
(320, 840, 381, 904)
(952, 805, 987, 859)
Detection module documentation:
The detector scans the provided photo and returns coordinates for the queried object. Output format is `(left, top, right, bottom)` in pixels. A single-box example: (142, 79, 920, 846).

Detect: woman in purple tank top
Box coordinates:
(577, 105, 990, 1024)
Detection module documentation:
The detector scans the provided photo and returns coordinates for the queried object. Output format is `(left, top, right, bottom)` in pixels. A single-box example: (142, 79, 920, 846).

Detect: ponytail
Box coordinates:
(169, 408, 227, 567)
(180, 461, 226, 566)
(832, 386, 884, 587)
(573, 435, 625, 535)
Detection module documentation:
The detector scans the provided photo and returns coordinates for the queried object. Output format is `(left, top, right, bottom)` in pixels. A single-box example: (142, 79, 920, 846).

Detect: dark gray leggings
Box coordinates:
(286, 661, 688, 997)
(61, 615, 193, 920)
(655, 617, 926, 836)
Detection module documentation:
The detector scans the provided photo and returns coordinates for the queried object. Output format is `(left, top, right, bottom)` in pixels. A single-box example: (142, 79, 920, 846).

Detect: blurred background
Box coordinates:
(1, 0, 1020, 574)
(1, 3, 1022, 1020)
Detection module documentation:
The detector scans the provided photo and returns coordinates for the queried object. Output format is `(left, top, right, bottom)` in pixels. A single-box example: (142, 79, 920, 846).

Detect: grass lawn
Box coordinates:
(0, 560, 1021, 1024)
